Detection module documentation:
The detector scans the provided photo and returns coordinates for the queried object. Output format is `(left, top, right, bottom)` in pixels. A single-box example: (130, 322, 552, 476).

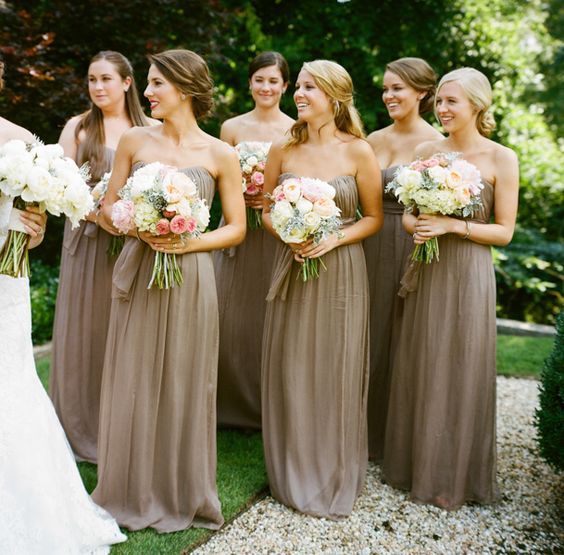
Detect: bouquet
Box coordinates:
(386, 152, 483, 263)
(111, 162, 210, 289)
(91, 172, 125, 257)
(0, 139, 93, 277)
(235, 141, 270, 229)
(267, 176, 341, 281)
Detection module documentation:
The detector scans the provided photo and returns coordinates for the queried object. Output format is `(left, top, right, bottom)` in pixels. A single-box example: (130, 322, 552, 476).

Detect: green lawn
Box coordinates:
(496, 335, 554, 378)
(34, 333, 553, 553)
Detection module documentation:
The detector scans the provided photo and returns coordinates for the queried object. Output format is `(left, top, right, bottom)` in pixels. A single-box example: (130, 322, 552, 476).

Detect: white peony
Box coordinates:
(296, 197, 313, 215)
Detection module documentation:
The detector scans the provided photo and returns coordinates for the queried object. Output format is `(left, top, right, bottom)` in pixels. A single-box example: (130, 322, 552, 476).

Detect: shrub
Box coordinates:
(29, 259, 59, 344)
(495, 228, 564, 325)
(535, 311, 564, 471)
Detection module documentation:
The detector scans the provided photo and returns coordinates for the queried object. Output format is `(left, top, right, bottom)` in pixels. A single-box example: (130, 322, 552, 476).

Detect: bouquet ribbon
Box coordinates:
(398, 259, 422, 298)
(112, 239, 143, 301)
(63, 221, 99, 256)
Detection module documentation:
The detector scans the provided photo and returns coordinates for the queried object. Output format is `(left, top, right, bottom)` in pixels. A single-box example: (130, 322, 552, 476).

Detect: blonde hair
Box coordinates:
(148, 49, 214, 120)
(437, 67, 496, 137)
(286, 59, 364, 148)
(386, 57, 437, 114)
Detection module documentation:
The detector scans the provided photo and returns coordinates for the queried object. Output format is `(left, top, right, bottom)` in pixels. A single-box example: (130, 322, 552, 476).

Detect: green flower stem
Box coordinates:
(411, 237, 440, 264)
(298, 256, 327, 282)
(107, 235, 125, 257)
(148, 251, 183, 290)
(246, 207, 263, 230)
(0, 230, 30, 277)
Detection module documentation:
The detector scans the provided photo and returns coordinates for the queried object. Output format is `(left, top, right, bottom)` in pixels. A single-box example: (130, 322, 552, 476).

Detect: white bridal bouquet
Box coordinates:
(0, 139, 94, 277)
(386, 152, 484, 263)
(111, 162, 210, 289)
(235, 141, 271, 229)
(267, 176, 342, 281)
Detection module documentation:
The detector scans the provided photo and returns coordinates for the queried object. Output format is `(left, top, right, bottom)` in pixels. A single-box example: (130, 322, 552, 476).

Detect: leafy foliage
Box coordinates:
(29, 258, 59, 343)
(495, 228, 563, 325)
(536, 311, 564, 471)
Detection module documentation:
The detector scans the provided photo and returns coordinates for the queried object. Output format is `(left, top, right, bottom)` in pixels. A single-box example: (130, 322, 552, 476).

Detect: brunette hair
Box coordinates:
(148, 49, 214, 120)
(385, 57, 437, 114)
(75, 50, 148, 180)
(286, 60, 364, 148)
(248, 51, 290, 84)
(437, 67, 496, 137)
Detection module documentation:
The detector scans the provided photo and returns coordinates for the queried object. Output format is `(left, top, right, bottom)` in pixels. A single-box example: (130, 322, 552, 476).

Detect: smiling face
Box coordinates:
(88, 59, 130, 110)
(293, 69, 332, 121)
(435, 80, 477, 134)
(250, 64, 287, 109)
(381, 70, 421, 121)
(144, 64, 184, 119)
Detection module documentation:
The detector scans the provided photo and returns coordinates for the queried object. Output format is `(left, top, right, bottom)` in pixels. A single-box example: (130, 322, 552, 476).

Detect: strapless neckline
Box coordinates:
(131, 161, 214, 179)
(279, 172, 356, 184)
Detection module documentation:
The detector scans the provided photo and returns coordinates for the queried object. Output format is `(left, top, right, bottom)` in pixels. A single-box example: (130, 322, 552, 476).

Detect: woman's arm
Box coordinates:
(261, 140, 285, 239)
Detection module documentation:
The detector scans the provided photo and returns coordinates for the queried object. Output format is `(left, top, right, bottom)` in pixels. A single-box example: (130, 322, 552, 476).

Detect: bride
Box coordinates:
(0, 60, 126, 554)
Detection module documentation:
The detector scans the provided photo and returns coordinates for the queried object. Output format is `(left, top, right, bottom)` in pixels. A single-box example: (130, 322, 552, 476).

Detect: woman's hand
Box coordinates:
(413, 213, 462, 244)
(20, 206, 47, 249)
(142, 231, 190, 255)
(244, 192, 264, 209)
(94, 210, 123, 236)
(290, 233, 340, 262)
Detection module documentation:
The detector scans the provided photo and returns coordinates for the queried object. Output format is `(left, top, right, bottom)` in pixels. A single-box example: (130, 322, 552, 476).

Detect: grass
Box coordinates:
(33, 333, 553, 553)
(496, 335, 554, 378)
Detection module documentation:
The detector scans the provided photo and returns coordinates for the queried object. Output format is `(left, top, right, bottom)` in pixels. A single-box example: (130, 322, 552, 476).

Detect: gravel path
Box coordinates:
(194, 377, 563, 554)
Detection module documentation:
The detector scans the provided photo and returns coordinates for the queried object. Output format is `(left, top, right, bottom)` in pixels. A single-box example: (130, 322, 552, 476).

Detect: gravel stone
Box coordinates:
(194, 377, 563, 554)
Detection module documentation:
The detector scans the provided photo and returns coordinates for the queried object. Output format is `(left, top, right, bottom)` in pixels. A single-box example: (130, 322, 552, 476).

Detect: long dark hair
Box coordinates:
(75, 51, 148, 180)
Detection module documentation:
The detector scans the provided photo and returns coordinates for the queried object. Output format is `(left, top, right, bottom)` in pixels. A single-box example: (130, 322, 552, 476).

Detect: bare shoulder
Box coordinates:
(146, 117, 161, 127)
(491, 140, 518, 165)
(207, 134, 238, 164)
(347, 136, 377, 159)
(367, 125, 392, 147)
(0, 117, 35, 144)
(414, 138, 446, 159)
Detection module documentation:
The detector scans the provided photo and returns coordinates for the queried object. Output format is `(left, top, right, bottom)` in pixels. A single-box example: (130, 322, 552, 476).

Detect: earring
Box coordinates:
(181, 94, 186, 100)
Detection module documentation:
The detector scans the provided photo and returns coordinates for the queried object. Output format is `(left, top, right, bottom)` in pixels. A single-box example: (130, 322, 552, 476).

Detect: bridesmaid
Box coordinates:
(383, 67, 519, 509)
(215, 51, 293, 430)
(364, 57, 442, 462)
(50, 50, 152, 463)
(262, 60, 383, 519)
(92, 49, 245, 532)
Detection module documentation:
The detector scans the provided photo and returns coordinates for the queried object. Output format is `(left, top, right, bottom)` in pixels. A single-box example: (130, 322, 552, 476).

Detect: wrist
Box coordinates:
(454, 218, 467, 237)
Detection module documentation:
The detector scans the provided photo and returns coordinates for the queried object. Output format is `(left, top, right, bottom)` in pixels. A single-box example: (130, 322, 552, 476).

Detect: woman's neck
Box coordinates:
(445, 126, 484, 152)
(251, 104, 283, 122)
(306, 117, 339, 145)
(161, 110, 200, 145)
(391, 109, 423, 134)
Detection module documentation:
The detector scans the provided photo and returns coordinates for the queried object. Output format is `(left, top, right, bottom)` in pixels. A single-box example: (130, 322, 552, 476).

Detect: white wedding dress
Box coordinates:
(0, 195, 127, 554)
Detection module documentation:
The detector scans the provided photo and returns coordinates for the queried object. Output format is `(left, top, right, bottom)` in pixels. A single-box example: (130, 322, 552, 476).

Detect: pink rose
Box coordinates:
(111, 199, 135, 233)
(155, 218, 170, 235)
(246, 184, 259, 196)
(170, 214, 189, 234)
(251, 171, 264, 186)
(272, 185, 285, 202)
(185, 217, 197, 234)
(313, 197, 339, 218)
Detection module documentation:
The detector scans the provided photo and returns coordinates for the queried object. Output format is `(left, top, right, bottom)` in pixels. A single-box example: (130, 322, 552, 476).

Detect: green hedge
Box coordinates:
(29, 259, 59, 344)
(495, 228, 563, 325)
(536, 311, 564, 471)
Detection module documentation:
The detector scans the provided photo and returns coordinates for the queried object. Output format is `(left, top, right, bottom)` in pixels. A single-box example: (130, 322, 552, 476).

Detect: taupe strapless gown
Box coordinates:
(383, 181, 498, 510)
(214, 142, 277, 430)
(92, 165, 224, 532)
(363, 166, 413, 462)
(262, 173, 369, 520)
(49, 145, 115, 463)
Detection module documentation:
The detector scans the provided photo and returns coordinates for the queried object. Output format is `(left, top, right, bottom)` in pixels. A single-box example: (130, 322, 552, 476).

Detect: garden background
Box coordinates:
(0, 0, 562, 343)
